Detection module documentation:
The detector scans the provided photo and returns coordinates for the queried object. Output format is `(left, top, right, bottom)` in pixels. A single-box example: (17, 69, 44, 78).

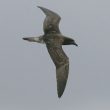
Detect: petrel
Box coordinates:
(23, 6, 78, 98)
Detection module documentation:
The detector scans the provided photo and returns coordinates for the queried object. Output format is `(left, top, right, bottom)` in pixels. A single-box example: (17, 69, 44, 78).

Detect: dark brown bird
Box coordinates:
(23, 6, 78, 98)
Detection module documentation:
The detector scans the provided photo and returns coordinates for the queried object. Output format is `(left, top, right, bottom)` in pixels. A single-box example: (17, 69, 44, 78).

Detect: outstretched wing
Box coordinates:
(38, 6, 61, 34)
(46, 44, 69, 98)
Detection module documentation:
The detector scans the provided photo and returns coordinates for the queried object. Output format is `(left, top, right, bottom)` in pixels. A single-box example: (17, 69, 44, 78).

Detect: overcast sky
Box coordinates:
(0, 0, 110, 110)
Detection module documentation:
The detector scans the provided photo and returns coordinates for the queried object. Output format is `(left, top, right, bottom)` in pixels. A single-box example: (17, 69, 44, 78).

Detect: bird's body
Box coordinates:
(23, 6, 78, 98)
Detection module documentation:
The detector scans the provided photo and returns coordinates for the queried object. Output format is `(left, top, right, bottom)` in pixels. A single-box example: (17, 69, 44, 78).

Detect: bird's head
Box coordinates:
(63, 37, 78, 46)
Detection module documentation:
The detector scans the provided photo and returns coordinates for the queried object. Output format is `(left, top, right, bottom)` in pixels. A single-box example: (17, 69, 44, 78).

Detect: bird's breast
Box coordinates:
(44, 34, 64, 45)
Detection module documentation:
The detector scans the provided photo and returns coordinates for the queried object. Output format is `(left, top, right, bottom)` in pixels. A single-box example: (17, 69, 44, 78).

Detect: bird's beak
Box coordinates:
(74, 42, 78, 46)
(73, 40, 78, 46)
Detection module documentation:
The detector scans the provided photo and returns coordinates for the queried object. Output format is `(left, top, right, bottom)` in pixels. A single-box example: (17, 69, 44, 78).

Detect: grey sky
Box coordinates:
(0, 0, 110, 110)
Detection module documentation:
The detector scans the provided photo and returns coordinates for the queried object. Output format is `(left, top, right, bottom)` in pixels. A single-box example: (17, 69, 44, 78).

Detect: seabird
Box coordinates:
(23, 6, 78, 98)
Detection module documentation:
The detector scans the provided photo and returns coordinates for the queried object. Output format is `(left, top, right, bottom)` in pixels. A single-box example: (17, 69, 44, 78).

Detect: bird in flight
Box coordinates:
(23, 6, 78, 98)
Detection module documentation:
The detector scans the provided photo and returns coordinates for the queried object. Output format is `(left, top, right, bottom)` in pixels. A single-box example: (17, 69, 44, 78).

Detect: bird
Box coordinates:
(23, 6, 78, 98)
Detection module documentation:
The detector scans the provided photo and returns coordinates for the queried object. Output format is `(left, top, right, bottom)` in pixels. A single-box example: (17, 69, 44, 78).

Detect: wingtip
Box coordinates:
(37, 6, 44, 10)
(22, 38, 26, 40)
(22, 37, 27, 40)
(57, 90, 64, 98)
(37, 6, 41, 8)
(58, 94, 62, 98)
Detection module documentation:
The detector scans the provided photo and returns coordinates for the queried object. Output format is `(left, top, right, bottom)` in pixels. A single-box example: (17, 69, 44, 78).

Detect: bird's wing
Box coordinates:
(38, 6, 61, 34)
(46, 44, 69, 98)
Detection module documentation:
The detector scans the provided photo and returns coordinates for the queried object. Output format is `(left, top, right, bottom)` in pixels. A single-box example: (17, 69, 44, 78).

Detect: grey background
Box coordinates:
(0, 0, 110, 110)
